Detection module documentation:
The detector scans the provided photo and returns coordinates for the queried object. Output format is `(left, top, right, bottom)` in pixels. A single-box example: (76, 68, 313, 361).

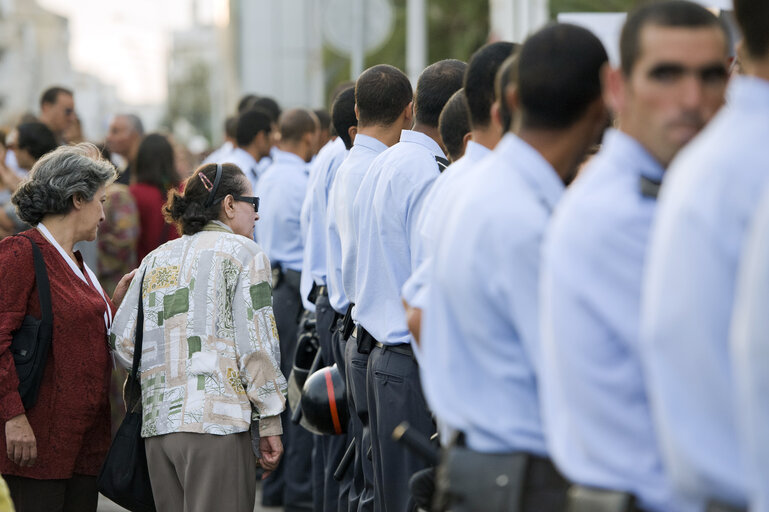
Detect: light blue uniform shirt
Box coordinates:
(326, 134, 389, 314)
(421, 133, 562, 454)
(353, 130, 444, 344)
(640, 76, 769, 507)
(732, 184, 769, 512)
(256, 148, 309, 272)
(223, 147, 261, 192)
(299, 138, 348, 311)
(401, 141, 491, 309)
(540, 130, 692, 512)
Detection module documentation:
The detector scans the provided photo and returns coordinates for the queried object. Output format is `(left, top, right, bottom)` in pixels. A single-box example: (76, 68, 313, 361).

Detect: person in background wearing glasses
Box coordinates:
(38, 86, 76, 146)
(111, 163, 285, 512)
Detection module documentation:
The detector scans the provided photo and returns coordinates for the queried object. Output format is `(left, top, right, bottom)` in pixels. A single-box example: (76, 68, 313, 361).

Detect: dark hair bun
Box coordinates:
(12, 180, 67, 225)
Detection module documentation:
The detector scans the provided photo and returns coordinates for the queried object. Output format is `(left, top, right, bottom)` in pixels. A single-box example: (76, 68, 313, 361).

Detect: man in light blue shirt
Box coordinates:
(299, 86, 357, 512)
(539, 4, 729, 511)
(326, 64, 414, 512)
(639, 4, 769, 512)
(423, 24, 609, 512)
(656, 2, 769, 511)
(257, 107, 319, 511)
(353, 59, 465, 512)
(220, 109, 273, 198)
(401, 41, 515, 344)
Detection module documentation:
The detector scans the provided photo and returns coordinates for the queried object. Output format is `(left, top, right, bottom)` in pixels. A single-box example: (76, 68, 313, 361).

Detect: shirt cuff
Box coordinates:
(258, 415, 283, 437)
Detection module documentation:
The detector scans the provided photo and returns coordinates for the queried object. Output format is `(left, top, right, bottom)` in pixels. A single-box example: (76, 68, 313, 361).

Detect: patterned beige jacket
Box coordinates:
(111, 221, 287, 438)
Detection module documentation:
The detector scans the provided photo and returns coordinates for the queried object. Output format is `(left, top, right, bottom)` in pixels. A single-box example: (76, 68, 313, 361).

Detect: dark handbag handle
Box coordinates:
(126, 272, 145, 401)
(16, 235, 52, 330)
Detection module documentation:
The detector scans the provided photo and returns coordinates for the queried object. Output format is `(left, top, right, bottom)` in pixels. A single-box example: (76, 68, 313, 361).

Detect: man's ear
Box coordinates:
(402, 101, 414, 129)
(462, 131, 472, 152)
(603, 63, 625, 116)
(348, 125, 358, 146)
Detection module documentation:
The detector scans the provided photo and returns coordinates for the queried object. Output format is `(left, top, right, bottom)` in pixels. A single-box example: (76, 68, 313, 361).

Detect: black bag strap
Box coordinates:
(127, 272, 146, 395)
(16, 234, 52, 328)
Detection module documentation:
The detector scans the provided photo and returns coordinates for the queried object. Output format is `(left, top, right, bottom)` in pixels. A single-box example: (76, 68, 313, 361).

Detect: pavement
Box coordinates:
(97, 482, 283, 512)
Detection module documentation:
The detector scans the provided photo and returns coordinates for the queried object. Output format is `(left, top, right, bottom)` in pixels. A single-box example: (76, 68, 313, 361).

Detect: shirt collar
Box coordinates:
(602, 128, 665, 182)
(498, 133, 564, 212)
(463, 140, 492, 163)
(272, 148, 308, 166)
(231, 147, 258, 168)
(203, 220, 233, 233)
(399, 130, 447, 159)
(728, 74, 769, 111)
(353, 133, 389, 154)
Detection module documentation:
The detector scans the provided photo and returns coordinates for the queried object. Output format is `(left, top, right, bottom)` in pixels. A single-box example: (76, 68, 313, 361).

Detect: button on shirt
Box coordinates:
(353, 130, 444, 344)
(421, 133, 562, 454)
(299, 138, 348, 310)
(326, 134, 389, 314)
(401, 141, 491, 309)
(255, 149, 309, 272)
(539, 130, 692, 512)
(640, 76, 769, 507)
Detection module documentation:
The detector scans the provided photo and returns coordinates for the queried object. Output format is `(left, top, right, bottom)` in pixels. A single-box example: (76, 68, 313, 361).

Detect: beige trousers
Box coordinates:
(145, 431, 256, 512)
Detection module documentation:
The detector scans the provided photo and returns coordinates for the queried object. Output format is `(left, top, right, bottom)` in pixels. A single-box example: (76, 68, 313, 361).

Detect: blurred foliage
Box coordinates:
(322, 0, 635, 102)
(164, 60, 212, 142)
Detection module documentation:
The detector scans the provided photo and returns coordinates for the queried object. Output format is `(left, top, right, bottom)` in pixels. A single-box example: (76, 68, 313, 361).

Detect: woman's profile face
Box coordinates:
(230, 178, 259, 238)
(78, 185, 107, 242)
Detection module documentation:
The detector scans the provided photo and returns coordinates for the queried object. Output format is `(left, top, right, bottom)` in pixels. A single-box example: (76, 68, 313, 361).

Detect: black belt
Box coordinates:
(374, 341, 413, 357)
(706, 500, 747, 512)
(567, 485, 646, 512)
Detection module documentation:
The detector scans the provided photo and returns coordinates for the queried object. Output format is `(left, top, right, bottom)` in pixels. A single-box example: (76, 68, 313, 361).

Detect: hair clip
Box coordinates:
(198, 172, 214, 191)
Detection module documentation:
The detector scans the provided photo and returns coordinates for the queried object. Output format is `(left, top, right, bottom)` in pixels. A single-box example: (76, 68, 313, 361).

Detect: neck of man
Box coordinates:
(412, 122, 443, 151)
(278, 141, 308, 162)
(470, 123, 502, 151)
(357, 124, 402, 148)
(516, 124, 592, 186)
(746, 53, 769, 83)
(242, 143, 263, 163)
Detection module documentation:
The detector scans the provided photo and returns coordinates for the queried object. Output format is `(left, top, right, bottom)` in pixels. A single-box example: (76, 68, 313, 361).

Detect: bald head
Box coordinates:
(278, 108, 319, 162)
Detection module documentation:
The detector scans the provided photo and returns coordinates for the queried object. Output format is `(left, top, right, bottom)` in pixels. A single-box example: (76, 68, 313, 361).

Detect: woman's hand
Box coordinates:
(258, 435, 283, 478)
(111, 269, 138, 308)
(5, 414, 36, 467)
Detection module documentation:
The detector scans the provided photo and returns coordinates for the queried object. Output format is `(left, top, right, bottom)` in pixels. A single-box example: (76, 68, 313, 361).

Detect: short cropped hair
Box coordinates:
(252, 97, 281, 123)
(415, 59, 467, 127)
(279, 108, 318, 143)
(224, 116, 238, 139)
(236, 109, 272, 147)
(438, 89, 471, 162)
(40, 86, 73, 107)
(237, 94, 259, 114)
(165, 163, 248, 235)
(465, 42, 516, 129)
(733, 0, 769, 58)
(621, 1, 728, 76)
(355, 64, 413, 127)
(12, 143, 117, 225)
(314, 109, 331, 133)
(332, 86, 357, 150)
(17, 122, 57, 160)
(518, 23, 608, 130)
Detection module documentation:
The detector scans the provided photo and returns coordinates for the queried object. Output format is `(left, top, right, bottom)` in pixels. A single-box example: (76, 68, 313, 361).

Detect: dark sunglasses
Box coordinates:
(233, 195, 259, 213)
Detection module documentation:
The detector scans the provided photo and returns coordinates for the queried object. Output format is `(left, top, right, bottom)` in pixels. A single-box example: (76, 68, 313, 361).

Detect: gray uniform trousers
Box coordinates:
(261, 269, 314, 511)
(367, 343, 435, 512)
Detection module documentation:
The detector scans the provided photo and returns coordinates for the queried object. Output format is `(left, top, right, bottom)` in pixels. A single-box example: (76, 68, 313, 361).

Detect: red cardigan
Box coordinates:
(129, 183, 180, 264)
(0, 229, 115, 479)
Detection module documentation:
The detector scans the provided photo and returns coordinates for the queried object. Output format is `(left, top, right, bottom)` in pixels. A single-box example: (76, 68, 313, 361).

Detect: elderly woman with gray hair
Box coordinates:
(0, 143, 134, 512)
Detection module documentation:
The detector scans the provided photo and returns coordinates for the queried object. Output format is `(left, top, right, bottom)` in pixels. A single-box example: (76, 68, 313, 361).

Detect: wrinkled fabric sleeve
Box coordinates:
(233, 248, 287, 437)
(0, 237, 34, 421)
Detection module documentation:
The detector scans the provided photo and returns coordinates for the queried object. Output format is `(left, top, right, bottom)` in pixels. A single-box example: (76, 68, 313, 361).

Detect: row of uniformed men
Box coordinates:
(213, 0, 769, 510)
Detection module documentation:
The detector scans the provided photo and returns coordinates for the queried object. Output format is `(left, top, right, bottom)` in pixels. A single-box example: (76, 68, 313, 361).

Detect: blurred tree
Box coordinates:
(323, 0, 635, 97)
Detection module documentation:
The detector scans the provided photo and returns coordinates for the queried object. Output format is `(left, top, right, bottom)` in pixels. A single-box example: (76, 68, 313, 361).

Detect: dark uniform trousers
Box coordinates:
(310, 291, 352, 512)
(367, 343, 435, 512)
(346, 331, 376, 512)
(434, 440, 568, 512)
(262, 268, 313, 511)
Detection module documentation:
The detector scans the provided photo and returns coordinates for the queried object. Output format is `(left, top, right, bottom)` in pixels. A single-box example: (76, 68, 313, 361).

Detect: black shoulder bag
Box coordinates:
(97, 273, 157, 512)
(10, 234, 53, 410)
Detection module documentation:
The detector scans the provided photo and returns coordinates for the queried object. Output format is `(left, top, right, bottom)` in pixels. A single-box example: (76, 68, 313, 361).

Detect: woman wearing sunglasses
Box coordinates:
(110, 163, 286, 512)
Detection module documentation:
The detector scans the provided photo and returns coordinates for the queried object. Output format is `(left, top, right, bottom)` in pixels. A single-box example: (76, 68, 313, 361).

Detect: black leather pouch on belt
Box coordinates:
(356, 327, 375, 355)
(566, 486, 638, 512)
(341, 304, 355, 340)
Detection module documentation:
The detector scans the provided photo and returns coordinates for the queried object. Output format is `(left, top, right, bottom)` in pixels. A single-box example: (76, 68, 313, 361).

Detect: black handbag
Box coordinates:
(97, 273, 156, 512)
(9, 234, 53, 410)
